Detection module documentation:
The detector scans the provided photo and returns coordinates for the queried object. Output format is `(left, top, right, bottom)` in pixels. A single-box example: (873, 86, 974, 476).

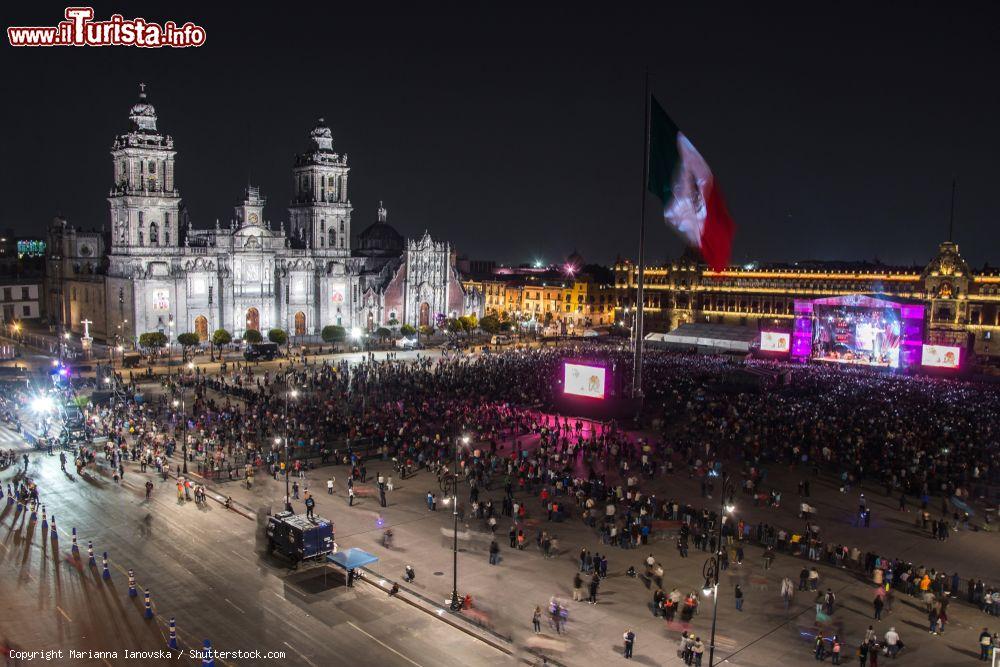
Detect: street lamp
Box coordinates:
(173, 398, 188, 474)
(450, 434, 471, 611)
(703, 472, 736, 667)
(283, 383, 299, 512)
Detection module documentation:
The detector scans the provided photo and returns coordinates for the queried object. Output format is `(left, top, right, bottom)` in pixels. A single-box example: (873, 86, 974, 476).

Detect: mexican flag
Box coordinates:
(647, 96, 735, 271)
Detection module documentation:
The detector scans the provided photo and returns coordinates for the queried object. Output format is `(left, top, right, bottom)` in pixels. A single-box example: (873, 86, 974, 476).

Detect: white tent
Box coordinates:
(644, 323, 760, 353)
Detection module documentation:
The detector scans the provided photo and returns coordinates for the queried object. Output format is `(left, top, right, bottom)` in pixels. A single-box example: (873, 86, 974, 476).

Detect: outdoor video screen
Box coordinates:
(760, 331, 790, 352)
(921, 344, 961, 369)
(813, 305, 901, 368)
(563, 362, 607, 399)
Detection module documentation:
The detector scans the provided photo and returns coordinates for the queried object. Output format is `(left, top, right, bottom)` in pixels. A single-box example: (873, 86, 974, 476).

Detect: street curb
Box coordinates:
(359, 567, 567, 667)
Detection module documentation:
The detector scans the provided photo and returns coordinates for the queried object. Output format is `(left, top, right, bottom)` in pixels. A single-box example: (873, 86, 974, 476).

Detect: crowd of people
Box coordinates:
(36, 342, 1000, 663)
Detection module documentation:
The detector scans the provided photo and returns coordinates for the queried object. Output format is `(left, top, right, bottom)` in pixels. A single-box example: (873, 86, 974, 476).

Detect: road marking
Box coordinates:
(230, 549, 252, 563)
(224, 598, 245, 614)
(282, 641, 317, 667)
(347, 622, 425, 667)
(56, 606, 71, 622)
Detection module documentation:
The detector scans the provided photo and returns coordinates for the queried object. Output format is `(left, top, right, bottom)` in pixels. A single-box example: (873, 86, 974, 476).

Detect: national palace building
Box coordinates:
(615, 240, 1000, 361)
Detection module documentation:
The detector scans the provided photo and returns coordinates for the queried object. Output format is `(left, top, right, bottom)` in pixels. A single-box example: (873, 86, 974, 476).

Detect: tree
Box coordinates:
(462, 313, 478, 331)
(419, 325, 434, 340)
(479, 314, 501, 334)
(177, 332, 200, 361)
(375, 327, 392, 341)
(399, 323, 417, 337)
(244, 329, 263, 344)
(138, 331, 168, 351)
(446, 318, 464, 334)
(387, 317, 400, 327)
(267, 328, 288, 346)
(321, 325, 347, 344)
(210, 328, 231, 361)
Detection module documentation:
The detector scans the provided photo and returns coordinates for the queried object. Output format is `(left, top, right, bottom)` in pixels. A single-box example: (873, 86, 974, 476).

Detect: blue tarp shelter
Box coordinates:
(327, 548, 379, 571)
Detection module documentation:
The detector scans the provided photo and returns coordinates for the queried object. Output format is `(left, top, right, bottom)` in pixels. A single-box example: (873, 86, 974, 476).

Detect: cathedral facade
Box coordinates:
(48, 87, 481, 345)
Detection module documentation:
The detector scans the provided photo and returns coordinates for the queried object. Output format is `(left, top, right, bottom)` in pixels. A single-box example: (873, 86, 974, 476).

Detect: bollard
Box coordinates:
(71, 528, 79, 555)
(201, 639, 215, 667)
(102, 552, 111, 580)
(128, 569, 137, 597)
(143, 589, 153, 619)
(88, 542, 96, 566)
(167, 617, 178, 650)
(50, 516, 57, 541)
(29, 503, 36, 522)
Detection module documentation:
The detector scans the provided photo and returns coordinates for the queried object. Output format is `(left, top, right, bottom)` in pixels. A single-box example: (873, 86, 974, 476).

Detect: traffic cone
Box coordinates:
(88, 542, 95, 566)
(102, 552, 111, 580)
(50, 516, 57, 541)
(201, 639, 214, 667)
(128, 569, 137, 597)
(71, 528, 79, 556)
(29, 503, 36, 522)
(41, 507, 47, 532)
(143, 589, 153, 619)
(167, 617, 178, 650)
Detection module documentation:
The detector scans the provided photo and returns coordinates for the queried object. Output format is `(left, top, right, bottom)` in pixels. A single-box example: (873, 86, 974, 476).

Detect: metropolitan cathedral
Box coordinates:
(47, 86, 481, 343)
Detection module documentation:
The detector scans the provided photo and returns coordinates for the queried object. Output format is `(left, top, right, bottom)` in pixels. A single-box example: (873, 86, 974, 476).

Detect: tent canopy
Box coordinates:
(327, 548, 378, 570)
(645, 323, 759, 352)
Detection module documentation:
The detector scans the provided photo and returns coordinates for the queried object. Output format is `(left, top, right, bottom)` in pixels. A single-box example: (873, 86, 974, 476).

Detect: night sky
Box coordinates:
(2, 2, 998, 268)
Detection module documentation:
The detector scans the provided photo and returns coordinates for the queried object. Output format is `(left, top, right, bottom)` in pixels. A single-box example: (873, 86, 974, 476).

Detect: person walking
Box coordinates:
(735, 584, 744, 611)
(348, 486, 356, 506)
(814, 632, 826, 661)
(692, 636, 705, 666)
(831, 636, 842, 664)
(327, 477, 335, 494)
(573, 572, 583, 602)
(781, 576, 795, 610)
(588, 572, 600, 604)
(489, 539, 499, 565)
(980, 627, 993, 661)
(304, 492, 315, 520)
(857, 641, 869, 667)
(623, 628, 635, 659)
(873, 594, 884, 621)
(884, 627, 900, 658)
(532, 606, 541, 633)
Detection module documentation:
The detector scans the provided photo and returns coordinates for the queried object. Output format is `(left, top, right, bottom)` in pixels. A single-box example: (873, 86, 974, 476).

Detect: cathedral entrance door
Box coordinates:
(366, 311, 374, 332)
(194, 316, 209, 342)
(419, 302, 430, 327)
(294, 311, 306, 337)
(245, 307, 260, 332)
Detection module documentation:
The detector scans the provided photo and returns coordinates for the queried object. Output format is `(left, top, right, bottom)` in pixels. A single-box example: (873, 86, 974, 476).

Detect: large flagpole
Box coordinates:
(632, 71, 651, 398)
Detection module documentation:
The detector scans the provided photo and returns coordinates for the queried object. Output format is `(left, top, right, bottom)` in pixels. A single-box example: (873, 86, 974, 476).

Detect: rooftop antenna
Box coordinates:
(949, 178, 957, 243)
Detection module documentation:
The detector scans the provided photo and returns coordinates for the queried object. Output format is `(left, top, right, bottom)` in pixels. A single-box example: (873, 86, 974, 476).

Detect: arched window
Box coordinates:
(149, 222, 159, 246)
(137, 228, 144, 246)
(165, 228, 170, 245)
(194, 315, 208, 341)
(294, 311, 306, 336)
(328, 229, 336, 247)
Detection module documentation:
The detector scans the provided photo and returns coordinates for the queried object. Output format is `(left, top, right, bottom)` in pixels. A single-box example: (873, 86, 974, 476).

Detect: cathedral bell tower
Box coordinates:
(108, 84, 181, 252)
(288, 119, 352, 255)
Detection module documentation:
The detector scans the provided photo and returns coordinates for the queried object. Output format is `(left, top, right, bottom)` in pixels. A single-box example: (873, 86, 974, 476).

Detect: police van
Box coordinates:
(265, 511, 334, 566)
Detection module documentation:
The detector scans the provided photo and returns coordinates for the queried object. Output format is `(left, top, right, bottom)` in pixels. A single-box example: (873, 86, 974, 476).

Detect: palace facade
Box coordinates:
(45, 86, 481, 344)
(615, 241, 1000, 359)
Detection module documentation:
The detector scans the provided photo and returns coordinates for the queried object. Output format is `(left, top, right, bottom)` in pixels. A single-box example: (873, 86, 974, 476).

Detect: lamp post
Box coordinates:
(703, 472, 736, 667)
(450, 434, 470, 611)
(283, 383, 299, 512)
(172, 398, 187, 474)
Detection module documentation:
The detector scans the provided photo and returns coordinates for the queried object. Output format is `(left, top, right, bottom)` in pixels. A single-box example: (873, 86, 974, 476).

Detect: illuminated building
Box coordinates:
(461, 254, 616, 331)
(615, 241, 1000, 359)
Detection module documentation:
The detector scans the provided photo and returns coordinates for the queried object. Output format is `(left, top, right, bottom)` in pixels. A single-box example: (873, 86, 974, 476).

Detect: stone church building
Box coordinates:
(46, 86, 481, 344)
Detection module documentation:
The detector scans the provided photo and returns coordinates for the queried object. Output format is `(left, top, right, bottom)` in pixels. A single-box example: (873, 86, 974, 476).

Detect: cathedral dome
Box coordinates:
(357, 202, 403, 256)
(128, 84, 158, 132)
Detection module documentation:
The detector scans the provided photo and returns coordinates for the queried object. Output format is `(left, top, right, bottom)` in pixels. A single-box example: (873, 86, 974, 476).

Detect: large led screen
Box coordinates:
(760, 331, 790, 352)
(563, 362, 607, 399)
(921, 344, 961, 369)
